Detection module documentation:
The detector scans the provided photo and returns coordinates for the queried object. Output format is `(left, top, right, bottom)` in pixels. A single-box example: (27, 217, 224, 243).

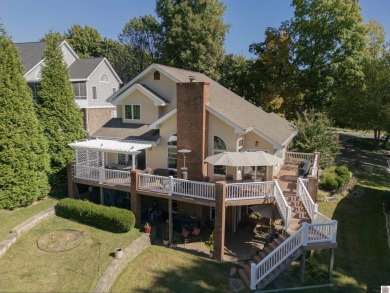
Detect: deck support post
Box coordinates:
(328, 248, 335, 282)
(67, 162, 76, 198)
(214, 181, 226, 262)
(99, 187, 104, 204)
(130, 170, 142, 227)
(300, 250, 307, 284)
(168, 198, 173, 244)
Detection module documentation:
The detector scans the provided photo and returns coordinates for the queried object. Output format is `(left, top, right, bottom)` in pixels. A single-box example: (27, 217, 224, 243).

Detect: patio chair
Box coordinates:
(181, 227, 202, 244)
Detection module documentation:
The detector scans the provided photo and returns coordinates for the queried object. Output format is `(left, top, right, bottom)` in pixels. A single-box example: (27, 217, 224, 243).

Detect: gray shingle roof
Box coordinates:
(154, 64, 297, 147)
(68, 58, 105, 80)
(15, 42, 46, 73)
(92, 118, 160, 142)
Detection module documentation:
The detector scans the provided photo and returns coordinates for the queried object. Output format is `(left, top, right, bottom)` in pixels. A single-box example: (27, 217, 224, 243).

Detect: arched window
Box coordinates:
(100, 74, 109, 82)
(35, 69, 42, 80)
(214, 136, 227, 175)
(154, 71, 160, 80)
(168, 134, 177, 169)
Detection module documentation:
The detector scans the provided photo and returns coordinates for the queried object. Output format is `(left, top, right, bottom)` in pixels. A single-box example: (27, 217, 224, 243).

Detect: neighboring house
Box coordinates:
(67, 64, 337, 289)
(15, 40, 122, 135)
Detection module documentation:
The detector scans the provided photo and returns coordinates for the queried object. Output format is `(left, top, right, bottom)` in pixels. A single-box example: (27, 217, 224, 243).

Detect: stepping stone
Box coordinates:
(229, 278, 245, 292)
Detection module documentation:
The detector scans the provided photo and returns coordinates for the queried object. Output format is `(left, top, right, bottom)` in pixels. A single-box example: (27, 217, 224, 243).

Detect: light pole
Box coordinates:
(178, 149, 191, 179)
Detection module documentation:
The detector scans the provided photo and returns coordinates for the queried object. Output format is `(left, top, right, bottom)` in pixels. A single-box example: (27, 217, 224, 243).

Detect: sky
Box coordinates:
(1, 0, 390, 57)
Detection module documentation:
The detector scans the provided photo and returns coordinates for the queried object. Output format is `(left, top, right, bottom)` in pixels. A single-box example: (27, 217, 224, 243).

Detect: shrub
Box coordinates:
(56, 198, 135, 233)
(335, 165, 350, 181)
(320, 173, 339, 191)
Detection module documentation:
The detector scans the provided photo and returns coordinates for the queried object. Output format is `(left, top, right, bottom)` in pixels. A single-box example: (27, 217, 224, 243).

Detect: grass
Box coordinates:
(0, 216, 142, 292)
(353, 166, 390, 191)
(111, 245, 247, 293)
(0, 196, 58, 240)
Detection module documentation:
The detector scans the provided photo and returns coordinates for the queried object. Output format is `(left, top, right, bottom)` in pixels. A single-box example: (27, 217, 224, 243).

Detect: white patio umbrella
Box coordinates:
(204, 151, 283, 167)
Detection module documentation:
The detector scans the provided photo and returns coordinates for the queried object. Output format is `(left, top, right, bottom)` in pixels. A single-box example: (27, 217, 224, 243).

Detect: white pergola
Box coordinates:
(69, 139, 153, 170)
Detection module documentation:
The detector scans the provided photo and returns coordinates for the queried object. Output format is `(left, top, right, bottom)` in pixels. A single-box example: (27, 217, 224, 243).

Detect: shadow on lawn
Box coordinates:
(308, 189, 390, 293)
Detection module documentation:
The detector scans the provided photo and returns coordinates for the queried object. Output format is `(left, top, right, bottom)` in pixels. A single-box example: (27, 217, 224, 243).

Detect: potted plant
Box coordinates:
(144, 167, 152, 174)
(144, 222, 152, 233)
(205, 232, 214, 258)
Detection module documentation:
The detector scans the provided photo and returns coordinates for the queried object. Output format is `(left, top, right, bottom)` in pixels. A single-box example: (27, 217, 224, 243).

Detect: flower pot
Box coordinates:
(144, 226, 152, 233)
(115, 248, 123, 259)
(163, 239, 169, 246)
(209, 251, 214, 259)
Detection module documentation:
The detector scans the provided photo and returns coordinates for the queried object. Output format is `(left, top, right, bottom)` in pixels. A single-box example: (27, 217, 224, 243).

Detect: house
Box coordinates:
(67, 64, 337, 290)
(15, 40, 122, 135)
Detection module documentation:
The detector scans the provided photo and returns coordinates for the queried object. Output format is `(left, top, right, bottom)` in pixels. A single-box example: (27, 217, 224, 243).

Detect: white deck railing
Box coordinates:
(226, 182, 273, 201)
(273, 181, 292, 231)
(285, 152, 314, 164)
(73, 165, 131, 186)
(173, 178, 215, 201)
(138, 174, 170, 194)
(311, 153, 319, 177)
(296, 178, 318, 220)
(250, 221, 337, 290)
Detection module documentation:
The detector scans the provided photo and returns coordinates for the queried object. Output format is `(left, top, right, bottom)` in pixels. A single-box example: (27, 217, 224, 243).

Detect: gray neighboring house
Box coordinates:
(15, 40, 122, 135)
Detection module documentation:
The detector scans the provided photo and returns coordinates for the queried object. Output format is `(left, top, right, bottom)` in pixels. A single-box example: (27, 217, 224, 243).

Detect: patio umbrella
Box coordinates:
(204, 151, 283, 167)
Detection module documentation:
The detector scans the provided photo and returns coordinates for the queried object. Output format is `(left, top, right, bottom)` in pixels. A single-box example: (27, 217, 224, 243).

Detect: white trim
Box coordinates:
(123, 104, 141, 121)
(35, 69, 42, 80)
(59, 40, 80, 61)
(108, 64, 180, 104)
(113, 83, 168, 106)
(69, 139, 152, 154)
(99, 73, 109, 83)
(69, 78, 88, 82)
(88, 58, 122, 84)
(149, 108, 177, 129)
(84, 105, 116, 109)
(25, 60, 44, 77)
(280, 131, 298, 147)
(207, 106, 245, 134)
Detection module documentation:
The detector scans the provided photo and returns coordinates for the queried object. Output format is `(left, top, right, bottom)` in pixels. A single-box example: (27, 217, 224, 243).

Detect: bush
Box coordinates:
(320, 173, 339, 191)
(335, 165, 350, 181)
(56, 198, 135, 233)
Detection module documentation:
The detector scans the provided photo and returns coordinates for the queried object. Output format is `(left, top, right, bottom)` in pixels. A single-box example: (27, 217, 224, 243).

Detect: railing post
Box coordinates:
(332, 220, 338, 243)
(286, 206, 292, 232)
(313, 204, 319, 222)
(302, 222, 309, 246)
(99, 167, 105, 183)
(168, 176, 173, 196)
(250, 262, 257, 290)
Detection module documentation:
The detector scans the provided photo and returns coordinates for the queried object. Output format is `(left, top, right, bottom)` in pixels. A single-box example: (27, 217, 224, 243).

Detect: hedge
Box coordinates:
(55, 198, 135, 233)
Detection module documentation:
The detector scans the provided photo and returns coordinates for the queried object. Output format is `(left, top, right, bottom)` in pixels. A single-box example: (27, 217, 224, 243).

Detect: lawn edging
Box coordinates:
(94, 233, 151, 293)
(0, 207, 55, 258)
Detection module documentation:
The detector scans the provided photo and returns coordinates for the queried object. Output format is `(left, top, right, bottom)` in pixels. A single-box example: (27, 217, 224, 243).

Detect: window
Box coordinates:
(118, 154, 134, 166)
(237, 138, 244, 152)
(35, 70, 42, 80)
(154, 71, 160, 80)
(167, 134, 177, 169)
(112, 87, 117, 93)
(28, 82, 41, 103)
(124, 105, 141, 120)
(100, 74, 109, 82)
(72, 82, 87, 99)
(213, 136, 227, 175)
(92, 86, 97, 99)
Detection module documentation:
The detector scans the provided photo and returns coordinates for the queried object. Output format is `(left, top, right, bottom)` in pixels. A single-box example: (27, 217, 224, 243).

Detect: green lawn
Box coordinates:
(293, 188, 390, 293)
(0, 196, 58, 240)
(0, 216, 142, 292)
(111, 245, 246, 293)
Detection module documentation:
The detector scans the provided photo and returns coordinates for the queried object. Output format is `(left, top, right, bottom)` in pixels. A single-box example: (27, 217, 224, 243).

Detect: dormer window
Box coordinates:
(153, 71, 160, 80)
(100, 74, 109, 82)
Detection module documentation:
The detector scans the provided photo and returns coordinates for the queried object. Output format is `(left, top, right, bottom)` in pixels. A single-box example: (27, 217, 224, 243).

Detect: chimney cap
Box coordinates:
(189, 76, 196, 82)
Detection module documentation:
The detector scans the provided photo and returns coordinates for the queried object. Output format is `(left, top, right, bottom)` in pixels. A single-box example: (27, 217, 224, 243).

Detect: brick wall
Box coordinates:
(176, 82, 210, 181)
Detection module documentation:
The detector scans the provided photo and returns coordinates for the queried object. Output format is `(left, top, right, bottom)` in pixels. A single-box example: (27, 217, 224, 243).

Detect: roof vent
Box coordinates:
(189, 76, 196, 82)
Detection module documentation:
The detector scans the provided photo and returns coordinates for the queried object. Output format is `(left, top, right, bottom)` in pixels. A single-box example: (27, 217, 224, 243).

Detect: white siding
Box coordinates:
(60, 43, 77, 67)
(86, 61, 120, 108)
(25, 63, 42, 82)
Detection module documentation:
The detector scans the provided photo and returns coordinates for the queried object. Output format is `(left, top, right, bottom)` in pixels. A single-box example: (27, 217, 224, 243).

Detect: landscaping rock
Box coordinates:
(229, 278, 245, 292)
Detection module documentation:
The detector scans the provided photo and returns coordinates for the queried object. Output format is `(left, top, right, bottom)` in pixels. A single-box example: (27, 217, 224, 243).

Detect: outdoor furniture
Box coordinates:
(181, 226, 202, 244)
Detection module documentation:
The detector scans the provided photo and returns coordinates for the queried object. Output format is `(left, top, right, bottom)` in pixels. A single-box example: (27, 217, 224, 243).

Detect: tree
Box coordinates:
(0, 34, 50, 209)
(119, 15, 161, 74)
(249, 23, 304, 118)
(292, 111, 340, 168)
(37, 32, 85, 180)
(290, 0, 367, 111)
(64, 25, 103, 58)
(156, 0, 229, 80)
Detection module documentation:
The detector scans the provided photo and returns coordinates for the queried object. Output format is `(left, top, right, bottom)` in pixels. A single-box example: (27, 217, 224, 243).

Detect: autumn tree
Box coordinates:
(37, 32, 85, 180)
(156, 0, 229, 80)
(0, 34, 50, 209)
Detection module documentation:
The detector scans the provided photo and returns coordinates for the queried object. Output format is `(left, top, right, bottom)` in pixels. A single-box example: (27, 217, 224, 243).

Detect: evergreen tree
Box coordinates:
(37, 32, 85, 180)
(0, 34, 50, 209)
(156, 0, 229, 80)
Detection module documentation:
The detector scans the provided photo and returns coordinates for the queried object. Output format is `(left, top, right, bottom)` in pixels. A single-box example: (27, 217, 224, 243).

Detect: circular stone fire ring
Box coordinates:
(37, 229, 84, 253)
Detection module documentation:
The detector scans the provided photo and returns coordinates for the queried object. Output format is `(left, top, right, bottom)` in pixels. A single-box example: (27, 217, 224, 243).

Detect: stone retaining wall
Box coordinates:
(94, 233, 151, 293)
(0, 207, 55, 258)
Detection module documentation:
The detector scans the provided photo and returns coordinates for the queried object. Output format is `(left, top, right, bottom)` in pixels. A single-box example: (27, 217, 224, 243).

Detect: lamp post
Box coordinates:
(178, 149, 191, 179)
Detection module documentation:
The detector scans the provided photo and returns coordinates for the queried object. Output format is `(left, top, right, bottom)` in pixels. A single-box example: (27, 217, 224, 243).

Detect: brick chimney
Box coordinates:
(176, 81, 209, 181)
